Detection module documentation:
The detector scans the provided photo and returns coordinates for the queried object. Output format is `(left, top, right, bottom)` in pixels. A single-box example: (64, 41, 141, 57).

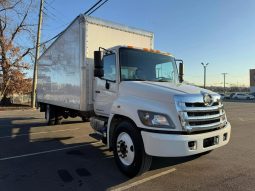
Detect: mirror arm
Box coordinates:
(99, 47, 113, 54)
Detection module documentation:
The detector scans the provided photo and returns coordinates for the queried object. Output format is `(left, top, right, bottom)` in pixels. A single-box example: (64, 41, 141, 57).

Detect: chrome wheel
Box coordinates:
(116, 132, 135, 166)
(113, 121, 152, 177)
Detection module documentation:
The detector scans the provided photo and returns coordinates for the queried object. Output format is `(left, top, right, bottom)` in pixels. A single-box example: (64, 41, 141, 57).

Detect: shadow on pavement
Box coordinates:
(151, 155, 201, 170)
(0, 110, 202, 191)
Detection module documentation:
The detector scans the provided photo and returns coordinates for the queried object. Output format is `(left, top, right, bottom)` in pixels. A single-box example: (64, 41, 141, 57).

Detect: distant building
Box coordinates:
(250, 69, 255, 93)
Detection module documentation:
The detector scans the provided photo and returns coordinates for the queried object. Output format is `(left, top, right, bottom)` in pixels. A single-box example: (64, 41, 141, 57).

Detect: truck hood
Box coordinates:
(119, 81, 215, 103)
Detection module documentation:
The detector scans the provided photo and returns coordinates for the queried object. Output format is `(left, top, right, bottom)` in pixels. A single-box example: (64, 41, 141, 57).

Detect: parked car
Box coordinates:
(219, 93, 225, 99)
(232, 93, 255, 100)
(229, 93, 235, 99)
(224, 95, 231, 99)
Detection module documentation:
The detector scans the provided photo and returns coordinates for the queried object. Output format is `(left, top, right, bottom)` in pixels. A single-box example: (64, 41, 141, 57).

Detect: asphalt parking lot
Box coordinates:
(0, 102, 255, 191)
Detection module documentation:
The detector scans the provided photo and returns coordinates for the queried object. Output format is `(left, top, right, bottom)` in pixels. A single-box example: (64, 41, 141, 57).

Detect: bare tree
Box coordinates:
(0, 0, 36, 105)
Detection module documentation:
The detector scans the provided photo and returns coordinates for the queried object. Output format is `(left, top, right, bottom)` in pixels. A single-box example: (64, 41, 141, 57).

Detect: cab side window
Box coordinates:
(103, 54, 116, 81)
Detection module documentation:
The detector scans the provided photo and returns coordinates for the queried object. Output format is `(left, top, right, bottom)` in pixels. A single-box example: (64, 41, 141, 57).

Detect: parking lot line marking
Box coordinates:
(111, 168, 176, 191)
(0, 141, 101, 161)
(0, 128, 80, 139)
(103, 156, 114, 159)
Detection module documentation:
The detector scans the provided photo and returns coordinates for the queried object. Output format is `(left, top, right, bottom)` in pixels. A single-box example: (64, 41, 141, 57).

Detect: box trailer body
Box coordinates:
(37, 15, 231, 177)
(37, 15, 153, 111)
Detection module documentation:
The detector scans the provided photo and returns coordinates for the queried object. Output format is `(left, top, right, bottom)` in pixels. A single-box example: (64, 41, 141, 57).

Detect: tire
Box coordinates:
(55, 115, 63, 125)
(101, 137, 107, 144)
(45, 105, 55, 126)
(113, 121, 152, 177)
(81, 116, 90, 122)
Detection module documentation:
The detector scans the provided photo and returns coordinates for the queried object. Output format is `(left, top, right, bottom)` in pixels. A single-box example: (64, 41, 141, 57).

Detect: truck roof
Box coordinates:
(84, 15, 153, 38)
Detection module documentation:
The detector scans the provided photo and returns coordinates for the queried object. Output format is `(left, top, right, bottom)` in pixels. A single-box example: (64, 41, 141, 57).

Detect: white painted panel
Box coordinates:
(37, 18, 81, 110)
(86, 19, 153, 60)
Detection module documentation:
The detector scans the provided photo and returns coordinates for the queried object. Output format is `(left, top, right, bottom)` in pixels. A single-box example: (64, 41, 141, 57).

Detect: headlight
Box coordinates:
(138, 110, 175, 129)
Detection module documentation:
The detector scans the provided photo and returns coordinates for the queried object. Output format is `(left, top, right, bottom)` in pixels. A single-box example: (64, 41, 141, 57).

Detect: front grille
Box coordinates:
(175, 94, 227, 133)
(185, 102, 219, 107)
(189, 119, 220, 126)
(187, 110, 219, 117)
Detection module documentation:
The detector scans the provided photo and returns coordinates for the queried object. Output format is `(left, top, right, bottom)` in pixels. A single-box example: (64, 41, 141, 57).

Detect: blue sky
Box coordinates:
(39, 0, 255, 86)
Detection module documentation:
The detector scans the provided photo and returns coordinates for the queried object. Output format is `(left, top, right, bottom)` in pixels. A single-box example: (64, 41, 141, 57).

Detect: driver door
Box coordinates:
(94, 53, 118, 116)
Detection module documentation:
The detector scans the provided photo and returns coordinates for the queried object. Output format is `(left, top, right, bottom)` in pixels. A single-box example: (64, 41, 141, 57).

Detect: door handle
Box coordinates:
(95, 90, 100, 94)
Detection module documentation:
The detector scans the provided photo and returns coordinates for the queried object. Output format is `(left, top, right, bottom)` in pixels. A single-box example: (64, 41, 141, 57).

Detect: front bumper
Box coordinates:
(141, 122, 231, 157)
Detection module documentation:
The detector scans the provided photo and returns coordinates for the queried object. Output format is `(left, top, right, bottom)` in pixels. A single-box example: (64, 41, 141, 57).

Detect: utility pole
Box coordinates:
(201, 62, 209, 88)
(32, 0, 44, 108)
(222, 73, 228, 94)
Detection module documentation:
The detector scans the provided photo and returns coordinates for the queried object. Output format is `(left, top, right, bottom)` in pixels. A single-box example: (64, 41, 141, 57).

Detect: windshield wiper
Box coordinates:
(153, 79, 170, 82)
(152, 77, 172, 82)
(123, 79, 145, 81)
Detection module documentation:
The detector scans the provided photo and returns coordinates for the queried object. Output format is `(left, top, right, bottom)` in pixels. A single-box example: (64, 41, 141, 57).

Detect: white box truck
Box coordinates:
(37, 15, 231, 177)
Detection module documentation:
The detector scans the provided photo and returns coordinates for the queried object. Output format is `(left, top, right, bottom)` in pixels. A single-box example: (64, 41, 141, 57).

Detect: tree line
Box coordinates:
(0, 0, 37, 105)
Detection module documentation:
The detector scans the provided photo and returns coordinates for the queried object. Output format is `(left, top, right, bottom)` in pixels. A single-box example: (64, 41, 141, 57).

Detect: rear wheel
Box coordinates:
(81, 116, 90, 122)
(55, 115, 63, 125)
(113, 121, 152, 177)
(45, 105, 55, 126)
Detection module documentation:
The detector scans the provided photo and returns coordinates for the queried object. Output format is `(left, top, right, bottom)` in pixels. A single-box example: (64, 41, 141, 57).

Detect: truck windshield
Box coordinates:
(119, 48, 178, 83)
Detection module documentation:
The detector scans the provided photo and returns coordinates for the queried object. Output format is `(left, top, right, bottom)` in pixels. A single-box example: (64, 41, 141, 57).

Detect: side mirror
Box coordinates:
(179, 62, 184, 83)
(94, 51, 104, 78)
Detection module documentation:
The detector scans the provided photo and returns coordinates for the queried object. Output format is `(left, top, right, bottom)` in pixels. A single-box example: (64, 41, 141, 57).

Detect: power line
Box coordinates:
(88, 0, 109, 15)
(43, 6, 58, 20)
(45, 0, 56, 6)
(39, 32, 63, 47)
(44, 0, 67, 24)
(84, 0, 104, 15)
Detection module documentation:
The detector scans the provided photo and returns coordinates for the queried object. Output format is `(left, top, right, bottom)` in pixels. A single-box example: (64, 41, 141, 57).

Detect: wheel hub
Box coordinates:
(116, 132, 135, 166)
(118, 140, 128, 158)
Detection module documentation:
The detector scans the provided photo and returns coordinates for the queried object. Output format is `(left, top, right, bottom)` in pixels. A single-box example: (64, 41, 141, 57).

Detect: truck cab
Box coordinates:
(91, 46, 231, 177)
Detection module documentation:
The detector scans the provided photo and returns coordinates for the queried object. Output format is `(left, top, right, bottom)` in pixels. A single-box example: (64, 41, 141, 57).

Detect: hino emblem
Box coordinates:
(202, 93, 213, 106)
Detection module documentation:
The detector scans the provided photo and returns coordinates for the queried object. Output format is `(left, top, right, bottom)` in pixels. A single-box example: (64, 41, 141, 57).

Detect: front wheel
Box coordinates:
(113, 121, 152, 177)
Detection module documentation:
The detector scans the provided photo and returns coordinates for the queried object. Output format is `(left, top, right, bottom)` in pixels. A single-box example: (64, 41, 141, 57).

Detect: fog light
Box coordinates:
(214, 136, 219, 144)
(223, 133, 228, 141)
(188, 141, 197, 150)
